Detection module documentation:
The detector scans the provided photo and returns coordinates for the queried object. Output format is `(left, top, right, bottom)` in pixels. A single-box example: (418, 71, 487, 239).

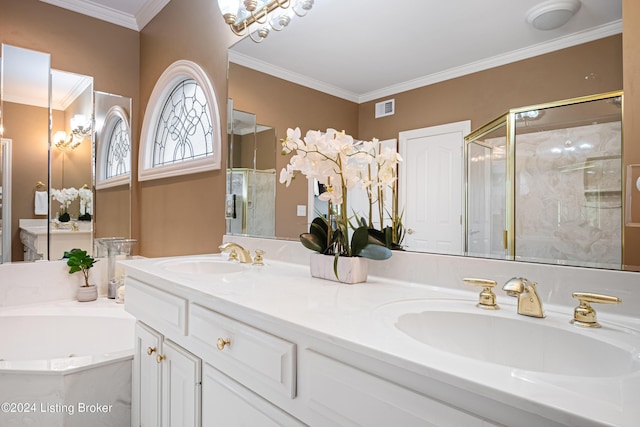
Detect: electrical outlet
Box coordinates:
(296, 205, 307, 217)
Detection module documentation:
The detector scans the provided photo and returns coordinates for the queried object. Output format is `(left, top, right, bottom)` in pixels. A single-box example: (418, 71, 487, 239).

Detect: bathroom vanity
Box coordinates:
(19, 219, 92, 261)
(122, 240, 640, 427)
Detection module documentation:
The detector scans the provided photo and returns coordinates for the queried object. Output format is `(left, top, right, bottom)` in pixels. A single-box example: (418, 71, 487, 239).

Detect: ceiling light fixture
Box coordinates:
(217, 0, 314, 43)
(70, 114, 92, 142)
(526, 0, 581, 31)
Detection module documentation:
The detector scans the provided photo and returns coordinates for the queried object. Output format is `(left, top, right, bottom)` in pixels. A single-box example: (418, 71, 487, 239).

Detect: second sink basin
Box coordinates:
(379, 299, 640, 377)
(158, 256, 249, 276)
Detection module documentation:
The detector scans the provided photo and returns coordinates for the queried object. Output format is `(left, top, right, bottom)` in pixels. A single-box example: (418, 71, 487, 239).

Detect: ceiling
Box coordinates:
(41, 0, 622, 103)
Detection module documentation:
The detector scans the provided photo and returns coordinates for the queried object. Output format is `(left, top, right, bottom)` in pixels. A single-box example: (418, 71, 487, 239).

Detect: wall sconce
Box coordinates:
(70, 114, 92, 142)
(54, 130, 81, 151)
(218, 0, 314, 43)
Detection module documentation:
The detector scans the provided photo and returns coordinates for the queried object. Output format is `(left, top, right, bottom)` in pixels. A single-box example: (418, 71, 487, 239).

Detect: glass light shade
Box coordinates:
(53, 131, 67, 144)
(217, 0, 240, 15)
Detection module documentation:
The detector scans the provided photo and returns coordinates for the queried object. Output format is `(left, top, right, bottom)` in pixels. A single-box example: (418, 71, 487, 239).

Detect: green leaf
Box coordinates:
(359, 244, 392, 260)
(309, 217, 328, 241)
(300, 233, 326, 253)
(350, 226, 369, 256)
(367, 228, 386, 246)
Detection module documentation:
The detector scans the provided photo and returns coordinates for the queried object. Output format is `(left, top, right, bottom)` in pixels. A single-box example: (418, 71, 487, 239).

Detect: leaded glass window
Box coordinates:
(106, 118, 131, 179)
(139, 60, 221, 181)
(152, 78, 213, 167)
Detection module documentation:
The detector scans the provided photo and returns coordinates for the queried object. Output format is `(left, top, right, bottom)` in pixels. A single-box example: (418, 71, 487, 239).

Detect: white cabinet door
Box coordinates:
(161, 340, 202, 427)
(133, 322, 162, 427)
(202, 364, 306, 427)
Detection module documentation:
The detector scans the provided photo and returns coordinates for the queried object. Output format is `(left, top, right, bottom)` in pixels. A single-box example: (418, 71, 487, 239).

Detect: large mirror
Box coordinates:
(48, 68, 94, 261)
(0, 44, 51, 263)
(0, 43, 131, 263)
(93, 91, 132, 240)
(226, 8, 632, 271)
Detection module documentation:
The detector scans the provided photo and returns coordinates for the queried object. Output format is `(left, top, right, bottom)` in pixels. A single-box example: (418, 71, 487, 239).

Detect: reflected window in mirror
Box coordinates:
(139, 60, 221, 182)
(96, 105, 131, 189)
(94, 91, 132, 241)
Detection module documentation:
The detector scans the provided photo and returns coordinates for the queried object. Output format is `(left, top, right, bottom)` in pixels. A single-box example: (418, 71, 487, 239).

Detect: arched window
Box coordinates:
(96, 105, 131, 189)
(139, 60, 221, 181)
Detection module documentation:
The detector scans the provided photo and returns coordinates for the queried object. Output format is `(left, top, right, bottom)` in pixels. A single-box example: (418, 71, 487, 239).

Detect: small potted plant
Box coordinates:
(64, 248, 98, 302)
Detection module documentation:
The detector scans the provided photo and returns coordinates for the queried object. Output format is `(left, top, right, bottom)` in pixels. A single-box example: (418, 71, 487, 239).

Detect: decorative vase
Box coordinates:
(309, 253, 368, 284)
(77, 285, 98, 302)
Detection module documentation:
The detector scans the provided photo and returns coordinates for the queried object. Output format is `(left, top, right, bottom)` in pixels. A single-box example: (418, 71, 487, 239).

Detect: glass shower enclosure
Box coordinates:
(465, 91, 623, 269)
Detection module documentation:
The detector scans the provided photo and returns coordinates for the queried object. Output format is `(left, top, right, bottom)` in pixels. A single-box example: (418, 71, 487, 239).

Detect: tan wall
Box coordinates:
(359, 35, 622, 141)
(623, 0, 640, 270)
(228, 63, 359, 238)
(137, 0, 232, 257)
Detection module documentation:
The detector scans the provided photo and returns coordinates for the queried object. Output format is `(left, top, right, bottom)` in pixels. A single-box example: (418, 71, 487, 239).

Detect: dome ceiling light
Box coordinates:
(526, 0, 582, 31)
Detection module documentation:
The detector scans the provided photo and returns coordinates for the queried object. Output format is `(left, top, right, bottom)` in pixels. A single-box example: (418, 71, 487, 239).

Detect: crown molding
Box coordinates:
(228, 51, 361, 103)
(52, 71, 93, 111)
(40, 0, 170, 31)
(136, 0, 170, 30)
(359, 20, 622, 103)
(231, 20, 621, 104)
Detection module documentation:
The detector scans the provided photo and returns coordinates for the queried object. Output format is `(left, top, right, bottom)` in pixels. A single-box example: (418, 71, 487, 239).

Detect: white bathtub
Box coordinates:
(0, 298, 135, 427)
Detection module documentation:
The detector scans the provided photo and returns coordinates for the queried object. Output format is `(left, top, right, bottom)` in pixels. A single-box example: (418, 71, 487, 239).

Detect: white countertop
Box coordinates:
(121, 253, 640, 427)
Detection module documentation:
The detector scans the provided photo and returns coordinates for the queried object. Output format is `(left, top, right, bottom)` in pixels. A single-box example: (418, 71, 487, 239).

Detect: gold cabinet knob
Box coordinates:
(216, 337, 231, 351)
(156, 354, 166, 363)
(571, 292, 621, 328)
(147, 347, 156, 356)
(463, 278, 499, 310)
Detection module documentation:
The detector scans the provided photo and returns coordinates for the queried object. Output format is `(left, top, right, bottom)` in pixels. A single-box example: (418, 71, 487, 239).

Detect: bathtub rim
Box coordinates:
(0, 297, 134, 374)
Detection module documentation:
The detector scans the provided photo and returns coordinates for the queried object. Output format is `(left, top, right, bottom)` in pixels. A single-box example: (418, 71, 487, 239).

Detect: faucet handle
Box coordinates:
(463, 278, 500, 310)
(253, 249, 265, 266)
(571, 292, 621, 328)
(227, 249, 239, 261)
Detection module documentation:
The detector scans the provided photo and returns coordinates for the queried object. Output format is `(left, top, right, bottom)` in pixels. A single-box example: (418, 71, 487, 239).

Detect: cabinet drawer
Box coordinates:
(302, 350, 486, 427)
(125, 278, 188, 336)
(190, 304, 296, 399)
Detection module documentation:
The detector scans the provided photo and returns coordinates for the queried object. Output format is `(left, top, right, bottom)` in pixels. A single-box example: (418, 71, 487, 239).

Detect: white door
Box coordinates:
(399, 121, 470, 254)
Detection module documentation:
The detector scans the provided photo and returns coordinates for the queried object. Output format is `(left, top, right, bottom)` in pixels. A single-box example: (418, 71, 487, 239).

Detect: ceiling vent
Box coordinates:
(375, 99, 395, 118)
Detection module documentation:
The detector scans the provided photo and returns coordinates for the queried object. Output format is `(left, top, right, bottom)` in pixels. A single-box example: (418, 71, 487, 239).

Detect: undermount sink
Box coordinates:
(158, 256, 249, 276)
(379, 299, 640, 377)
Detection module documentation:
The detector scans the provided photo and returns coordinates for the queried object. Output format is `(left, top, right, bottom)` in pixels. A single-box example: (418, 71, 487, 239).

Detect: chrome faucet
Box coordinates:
(218, 242, 252, 263)
(502, 277, 545, 318)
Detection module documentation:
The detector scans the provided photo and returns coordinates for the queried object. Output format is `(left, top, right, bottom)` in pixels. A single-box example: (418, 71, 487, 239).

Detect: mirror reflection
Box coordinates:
(226, 104, 277, 237)
(0, 44, 51, 263)
(466, 92, 623, 269)
(227, 36, 631, 271)
(47, 69, 94, 260)
(94, 91, 132, 240)
(0, 43, 131, 263)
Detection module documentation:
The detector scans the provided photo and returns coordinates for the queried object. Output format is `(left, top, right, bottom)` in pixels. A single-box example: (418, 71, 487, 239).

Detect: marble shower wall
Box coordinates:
(481, 121, 622, 267)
